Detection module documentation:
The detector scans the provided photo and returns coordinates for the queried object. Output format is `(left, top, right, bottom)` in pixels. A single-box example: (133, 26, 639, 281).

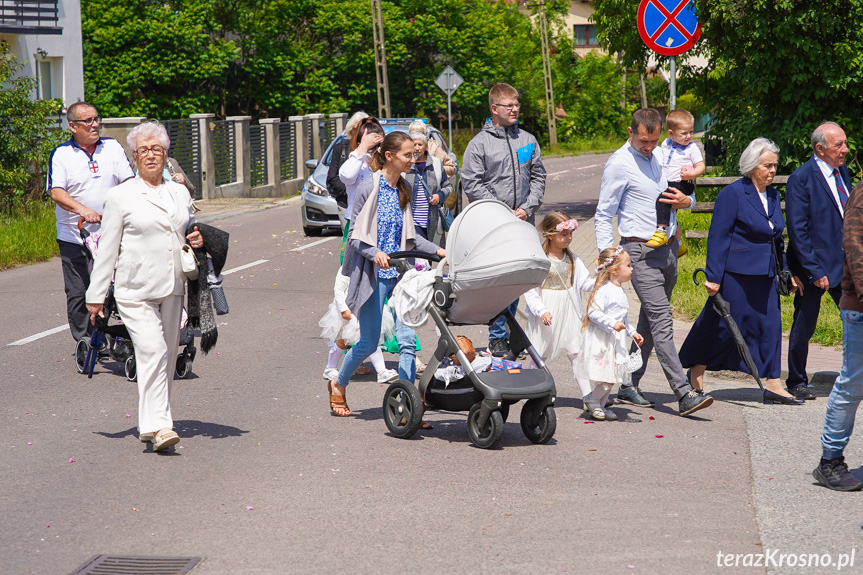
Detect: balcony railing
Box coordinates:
(0, 0, 61, 35)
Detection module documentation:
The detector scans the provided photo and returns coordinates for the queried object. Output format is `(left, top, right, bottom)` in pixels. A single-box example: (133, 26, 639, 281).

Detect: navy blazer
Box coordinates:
(785, 156, 849, 286)
(705, 177, 787, 284)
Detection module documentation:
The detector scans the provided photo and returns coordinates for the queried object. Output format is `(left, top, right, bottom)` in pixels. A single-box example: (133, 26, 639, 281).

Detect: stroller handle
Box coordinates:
(692, 268, 707, 286)
(388, 250, 442, 263)
(78, 215, 103, 241)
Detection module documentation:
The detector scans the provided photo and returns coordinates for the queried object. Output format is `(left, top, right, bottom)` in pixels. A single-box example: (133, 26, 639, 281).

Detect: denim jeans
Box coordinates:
(337, 277, 416, 387)
(488, 299, 519, 341)
(821, 309, 863, 460)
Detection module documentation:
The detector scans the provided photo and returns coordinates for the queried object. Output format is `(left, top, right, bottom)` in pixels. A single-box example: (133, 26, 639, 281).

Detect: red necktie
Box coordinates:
(834, 168, 848, 207)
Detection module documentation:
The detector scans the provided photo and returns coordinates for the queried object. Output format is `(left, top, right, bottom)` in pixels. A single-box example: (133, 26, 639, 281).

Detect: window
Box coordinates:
(36, 57, 62, 100)
(573, 24, 597, 46)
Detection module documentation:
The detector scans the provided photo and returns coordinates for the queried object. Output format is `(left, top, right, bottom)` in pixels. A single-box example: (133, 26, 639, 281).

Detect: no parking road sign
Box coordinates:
(637, 0, 702, 56)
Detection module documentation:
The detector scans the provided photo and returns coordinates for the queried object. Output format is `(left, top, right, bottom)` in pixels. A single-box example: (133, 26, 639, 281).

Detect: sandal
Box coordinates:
(140, 433, 155, 443)
(152, 429, 180, 451)
(329, 380, 351, 417)
(420, 420, 433, 430)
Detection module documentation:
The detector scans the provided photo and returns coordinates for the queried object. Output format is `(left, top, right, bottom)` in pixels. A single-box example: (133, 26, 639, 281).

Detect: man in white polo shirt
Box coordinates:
(48, 102, 134, 342)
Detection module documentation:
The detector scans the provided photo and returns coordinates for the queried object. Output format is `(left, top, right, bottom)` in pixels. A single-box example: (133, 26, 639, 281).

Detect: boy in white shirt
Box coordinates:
(646, 109, 706, 251)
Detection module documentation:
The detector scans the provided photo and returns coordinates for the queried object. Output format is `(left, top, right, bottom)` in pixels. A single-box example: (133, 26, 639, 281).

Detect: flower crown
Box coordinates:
(544, 219, 578, 236)
(596, 245, 624, 272)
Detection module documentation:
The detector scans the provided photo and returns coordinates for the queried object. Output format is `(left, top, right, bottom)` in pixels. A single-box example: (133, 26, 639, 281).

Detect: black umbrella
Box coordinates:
(692, 268, 764, 391)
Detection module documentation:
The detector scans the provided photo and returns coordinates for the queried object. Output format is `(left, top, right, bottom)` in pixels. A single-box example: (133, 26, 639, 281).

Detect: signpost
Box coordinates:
(435, 66, 463, 152)
(636, 0, 701, 110)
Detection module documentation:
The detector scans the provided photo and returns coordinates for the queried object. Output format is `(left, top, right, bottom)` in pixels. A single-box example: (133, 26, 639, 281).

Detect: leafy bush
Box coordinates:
(558, 52, 628, 141)
(0, 43, 67, 211)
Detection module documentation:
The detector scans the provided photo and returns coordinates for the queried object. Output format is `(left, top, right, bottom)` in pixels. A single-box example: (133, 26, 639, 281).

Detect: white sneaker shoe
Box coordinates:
(376, 369, 399, 384)
(322, 368, 339, 381)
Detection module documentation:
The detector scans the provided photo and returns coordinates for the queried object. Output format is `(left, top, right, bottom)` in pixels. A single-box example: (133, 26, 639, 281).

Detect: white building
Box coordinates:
(0, 0, 84, 125)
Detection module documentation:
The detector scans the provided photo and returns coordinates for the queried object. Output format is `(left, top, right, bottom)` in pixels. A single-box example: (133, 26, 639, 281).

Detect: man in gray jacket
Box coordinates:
(462, 83, 546, 356)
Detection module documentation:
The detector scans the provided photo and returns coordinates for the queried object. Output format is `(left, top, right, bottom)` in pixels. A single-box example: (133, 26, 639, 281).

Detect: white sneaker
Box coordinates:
(322, 368, 339, 381)
(376, 369, 399, 384)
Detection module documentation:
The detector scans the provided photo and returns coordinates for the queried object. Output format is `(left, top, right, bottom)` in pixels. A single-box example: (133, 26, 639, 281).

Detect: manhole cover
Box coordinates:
(70, 555, 202, 575)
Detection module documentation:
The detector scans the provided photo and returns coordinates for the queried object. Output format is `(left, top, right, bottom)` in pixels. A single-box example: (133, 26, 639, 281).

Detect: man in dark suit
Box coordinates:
(785, 122, 851, 400)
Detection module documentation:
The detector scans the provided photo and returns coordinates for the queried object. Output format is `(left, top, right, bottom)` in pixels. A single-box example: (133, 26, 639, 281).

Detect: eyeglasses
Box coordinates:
(71, 116, 102, 126)
(494, 103, 520, 111)
(135, 146, 165, 157)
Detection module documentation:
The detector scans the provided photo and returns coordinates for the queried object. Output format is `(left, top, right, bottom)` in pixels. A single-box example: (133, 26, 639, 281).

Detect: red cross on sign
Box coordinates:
(637, 0, 702, 57)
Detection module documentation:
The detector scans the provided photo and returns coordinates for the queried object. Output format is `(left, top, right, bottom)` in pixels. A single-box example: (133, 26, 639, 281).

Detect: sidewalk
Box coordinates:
(194, 195, 299, 224)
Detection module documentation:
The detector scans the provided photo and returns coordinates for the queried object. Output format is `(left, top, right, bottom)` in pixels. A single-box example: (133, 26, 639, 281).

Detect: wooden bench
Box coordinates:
(684, 175, 789, 239)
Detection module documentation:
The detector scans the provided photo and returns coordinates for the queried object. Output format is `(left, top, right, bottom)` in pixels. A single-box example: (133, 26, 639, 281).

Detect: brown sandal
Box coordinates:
(329, 380, 351, 417)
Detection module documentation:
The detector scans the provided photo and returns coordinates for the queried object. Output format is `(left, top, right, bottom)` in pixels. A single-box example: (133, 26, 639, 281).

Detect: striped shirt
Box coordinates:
(412, 162, 429, 229)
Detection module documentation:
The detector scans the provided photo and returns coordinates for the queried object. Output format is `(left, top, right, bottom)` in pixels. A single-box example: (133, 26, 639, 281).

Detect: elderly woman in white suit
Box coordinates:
(85, 121, 203, 451)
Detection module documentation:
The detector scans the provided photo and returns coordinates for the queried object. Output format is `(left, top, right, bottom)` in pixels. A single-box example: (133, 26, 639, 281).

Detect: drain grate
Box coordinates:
(70, 555, 202, 575)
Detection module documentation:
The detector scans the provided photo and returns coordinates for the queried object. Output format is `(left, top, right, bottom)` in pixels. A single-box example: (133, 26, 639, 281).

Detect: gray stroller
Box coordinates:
(383, 199, 557, 449)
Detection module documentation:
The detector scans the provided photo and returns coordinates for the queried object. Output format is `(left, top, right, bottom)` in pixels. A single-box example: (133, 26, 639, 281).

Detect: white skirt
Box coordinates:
(525, 289, 582, 360)
(318, 302, 396, 347)
(574, 323, 632, 386)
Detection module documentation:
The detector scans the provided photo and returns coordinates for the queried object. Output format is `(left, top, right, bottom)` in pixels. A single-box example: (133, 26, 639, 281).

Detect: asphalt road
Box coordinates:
(1, 152, 860, 575)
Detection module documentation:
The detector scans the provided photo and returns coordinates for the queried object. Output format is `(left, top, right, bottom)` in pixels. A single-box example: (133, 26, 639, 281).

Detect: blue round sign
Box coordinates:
(637, 0, 702, 56)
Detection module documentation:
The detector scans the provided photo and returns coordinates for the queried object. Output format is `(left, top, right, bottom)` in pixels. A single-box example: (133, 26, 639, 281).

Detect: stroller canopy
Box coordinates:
(443, 199, 550, 324)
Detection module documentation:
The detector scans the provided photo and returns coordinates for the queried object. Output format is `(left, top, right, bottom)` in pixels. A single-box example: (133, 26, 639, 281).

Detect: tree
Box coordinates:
(0, 43, 66, 209)
(558, 52, 629, 140)
(81, 0, 577, 137)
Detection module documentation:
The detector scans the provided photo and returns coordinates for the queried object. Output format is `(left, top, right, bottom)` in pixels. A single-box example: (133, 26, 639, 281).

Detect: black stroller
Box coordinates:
(74, 217, 196, 381)
(383, 200, 557, 449)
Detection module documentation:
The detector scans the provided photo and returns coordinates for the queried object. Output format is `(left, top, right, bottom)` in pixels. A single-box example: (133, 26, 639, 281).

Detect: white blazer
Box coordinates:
(86, 176, 195, 304)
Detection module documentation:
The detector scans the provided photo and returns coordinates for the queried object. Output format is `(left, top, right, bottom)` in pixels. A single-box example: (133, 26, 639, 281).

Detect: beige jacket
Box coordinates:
(86, 176, 195, 303)
(428, 139, 456, 178)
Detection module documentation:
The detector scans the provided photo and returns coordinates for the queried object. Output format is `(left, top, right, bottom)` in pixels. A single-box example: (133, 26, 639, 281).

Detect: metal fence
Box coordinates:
(249, 124, 268, 188)
(319, 118, 337, 153)
(279, 121, 296, 182)
(163, 119, 202, 199)
(305, 118, 314, 165)
(211, 120, 236, 186)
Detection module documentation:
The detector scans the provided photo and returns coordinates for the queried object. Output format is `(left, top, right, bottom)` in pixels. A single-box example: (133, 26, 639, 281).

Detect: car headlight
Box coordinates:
(305, 181, 328, 196)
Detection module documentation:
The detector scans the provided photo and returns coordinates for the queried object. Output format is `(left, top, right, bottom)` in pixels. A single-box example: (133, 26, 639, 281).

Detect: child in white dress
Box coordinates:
(575, 246, 644, 420)
(319, 267, 398, 384)
(524, 212, 595, 400)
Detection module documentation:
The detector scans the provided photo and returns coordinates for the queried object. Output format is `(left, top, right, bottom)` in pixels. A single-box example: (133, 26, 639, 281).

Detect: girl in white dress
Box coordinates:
(575, 246, 644, 421)
(318, 267, 398, 384)
(524, 212, 595, 400)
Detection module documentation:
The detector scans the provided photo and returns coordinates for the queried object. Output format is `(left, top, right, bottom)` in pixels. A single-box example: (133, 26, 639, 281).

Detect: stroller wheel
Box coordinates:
(467, 403, 504, 449)
(75, 339, 89, 374)
(124, 356, 137, 382)
(175, 354, 193, 380)
(382, 380, 423, 439)
(520, 400, 556, 444)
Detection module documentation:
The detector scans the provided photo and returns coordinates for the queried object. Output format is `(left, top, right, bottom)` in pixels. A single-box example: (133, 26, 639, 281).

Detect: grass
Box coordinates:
(0, 201, 59, 270)
(674, 210, 842, 348)
(551, 135, 625, 156)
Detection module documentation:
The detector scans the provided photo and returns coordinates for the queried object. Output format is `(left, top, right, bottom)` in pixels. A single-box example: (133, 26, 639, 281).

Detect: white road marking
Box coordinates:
(290, 237, 337, 251)
(546, 169, 570, 177)
(576, 163, 601, 170)
(223, 259, 269, 275)
(8, 325, 68, 346)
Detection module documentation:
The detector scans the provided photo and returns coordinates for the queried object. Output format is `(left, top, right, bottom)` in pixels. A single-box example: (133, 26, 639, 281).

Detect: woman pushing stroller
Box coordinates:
(329, 131, 445, 417)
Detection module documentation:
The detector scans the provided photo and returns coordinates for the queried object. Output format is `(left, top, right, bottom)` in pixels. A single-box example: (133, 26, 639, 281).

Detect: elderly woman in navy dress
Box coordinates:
(679, 138, 802, 405)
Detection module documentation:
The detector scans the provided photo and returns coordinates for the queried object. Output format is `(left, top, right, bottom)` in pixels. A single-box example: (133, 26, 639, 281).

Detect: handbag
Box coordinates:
(770, 239, 793, 296)
(439, 205, 454, 232)
(180, 244, 199, 281)
(450, 335, 476, 366)
(617, 341, 643, 374)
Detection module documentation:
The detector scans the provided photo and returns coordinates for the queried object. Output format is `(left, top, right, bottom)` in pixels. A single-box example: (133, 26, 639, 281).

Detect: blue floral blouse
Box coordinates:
(376, 174, 403, 279)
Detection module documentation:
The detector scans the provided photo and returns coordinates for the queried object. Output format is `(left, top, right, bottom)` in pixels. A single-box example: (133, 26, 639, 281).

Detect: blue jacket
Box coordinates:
(705, 177, 787, 284)
(785, 157, 849, 287)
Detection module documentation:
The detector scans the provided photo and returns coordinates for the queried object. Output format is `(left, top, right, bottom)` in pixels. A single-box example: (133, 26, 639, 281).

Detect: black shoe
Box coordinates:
(763, 389, 805, 405)
(812, 457, 863, 491)
(788, 384, 816, 400)
(488, 338, 509, 358)
(678, 390, 714, 416)
(616, 386, 655, 407)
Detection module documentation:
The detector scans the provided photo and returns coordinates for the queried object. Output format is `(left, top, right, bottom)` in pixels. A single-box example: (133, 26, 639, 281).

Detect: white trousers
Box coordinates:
(116, 295, 183, 435)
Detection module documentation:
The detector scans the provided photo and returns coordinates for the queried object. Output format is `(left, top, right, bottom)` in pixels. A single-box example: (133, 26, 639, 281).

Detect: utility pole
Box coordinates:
(371, 0, 391, 118)
(532, 1, 557, 148)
